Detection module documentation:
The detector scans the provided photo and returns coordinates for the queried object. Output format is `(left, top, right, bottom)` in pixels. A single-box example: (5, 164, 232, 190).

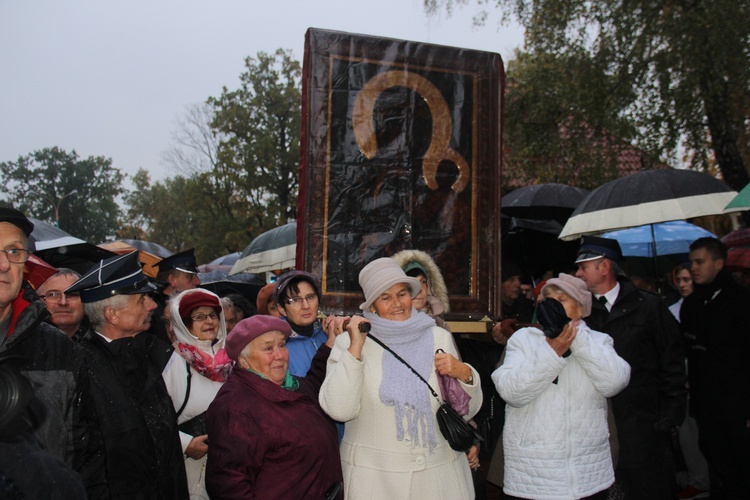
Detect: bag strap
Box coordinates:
(367, 334, 441, 402)
(175, 360, 192, 418)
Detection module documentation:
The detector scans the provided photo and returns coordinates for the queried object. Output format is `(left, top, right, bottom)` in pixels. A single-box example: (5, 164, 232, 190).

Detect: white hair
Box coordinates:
(84, 294, 130, 329)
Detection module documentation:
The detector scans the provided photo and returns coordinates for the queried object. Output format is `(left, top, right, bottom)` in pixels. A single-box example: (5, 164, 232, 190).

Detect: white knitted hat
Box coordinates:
(358, 257, 423, 311)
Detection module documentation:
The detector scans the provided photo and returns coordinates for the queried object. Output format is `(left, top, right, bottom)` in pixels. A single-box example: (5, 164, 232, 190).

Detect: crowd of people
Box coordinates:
(0, 205, 748, 499)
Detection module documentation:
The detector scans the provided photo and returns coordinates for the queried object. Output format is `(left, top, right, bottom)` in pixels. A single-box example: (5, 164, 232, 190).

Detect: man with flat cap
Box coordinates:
(575, 235, 686, 498)
(0, 207, 106, 496)
(68, 252, 188, 498)
(149, 248, 202, 346)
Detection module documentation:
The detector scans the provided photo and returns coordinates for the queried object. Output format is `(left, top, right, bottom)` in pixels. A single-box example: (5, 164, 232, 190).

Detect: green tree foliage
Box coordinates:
(122, 168, 251, 263)
(209, 48, 301, 227)
(502, 49, 660, 190)
(124, 50, 302, 263)
(426, 0, 750, 191)
(0, 147, 124, 242)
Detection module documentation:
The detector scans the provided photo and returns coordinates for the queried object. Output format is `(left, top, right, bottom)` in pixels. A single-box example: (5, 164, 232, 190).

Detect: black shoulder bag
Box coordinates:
(367, 334, 481, 452)
(175, 360, 207, 437)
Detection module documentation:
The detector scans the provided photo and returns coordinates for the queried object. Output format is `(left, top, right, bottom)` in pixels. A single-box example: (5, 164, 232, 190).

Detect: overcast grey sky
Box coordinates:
(0, 0, 523, 182)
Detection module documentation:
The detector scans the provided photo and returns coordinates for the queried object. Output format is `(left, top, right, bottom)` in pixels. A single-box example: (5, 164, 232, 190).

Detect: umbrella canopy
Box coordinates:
(602, 221, 716, 257)
(560, 169, 741, 241)
(209, 252, 241, 267)
(28, 218, 81, 250)
(603, 221, 715, 279)
(504, 216, 564, 236)
(230, 222, 297, 275)
(721, 228, 750, 271)
(29, 218, 116, 274)
(118, 239, 173, 258)
(726, 247, 750, 271)
(98, 241, 161, 278)
(198, 252, 243, 274)
(198, 270, 266, 302)
(721, 228, 750, 248)
(725, 182, 750, 210)
(24, 254, 59, 290)
(502, 183, 590, 225)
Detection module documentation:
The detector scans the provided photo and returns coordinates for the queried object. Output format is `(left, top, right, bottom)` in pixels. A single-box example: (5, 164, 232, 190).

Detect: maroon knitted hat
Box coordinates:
(225, 315, 292, 362)
(178, 290, 221, 321)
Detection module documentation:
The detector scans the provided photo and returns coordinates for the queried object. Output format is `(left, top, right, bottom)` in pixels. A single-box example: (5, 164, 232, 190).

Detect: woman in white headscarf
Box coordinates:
(162, 288, 232, 500)
(319, 257, 482, 499)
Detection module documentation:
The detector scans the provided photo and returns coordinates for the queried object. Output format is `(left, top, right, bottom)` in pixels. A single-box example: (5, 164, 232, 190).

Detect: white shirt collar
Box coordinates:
(595, 282, 620, 312)
(94, 331, 114, 343)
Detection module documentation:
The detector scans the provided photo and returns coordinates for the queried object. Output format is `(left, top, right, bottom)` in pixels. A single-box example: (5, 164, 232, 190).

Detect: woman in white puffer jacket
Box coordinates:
(492, 273, 630, 500)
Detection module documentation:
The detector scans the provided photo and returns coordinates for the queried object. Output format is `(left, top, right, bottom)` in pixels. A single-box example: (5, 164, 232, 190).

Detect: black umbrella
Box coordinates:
(560, 169, 742, 241)
(198, 270, 266, 303)
(501, 216, 580, 281)
(29, 218, 115, 273)
(502, 183, 590, 225)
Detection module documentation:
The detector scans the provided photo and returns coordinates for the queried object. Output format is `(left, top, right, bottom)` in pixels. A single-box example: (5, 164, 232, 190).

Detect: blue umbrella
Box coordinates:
(603, 221, 715, 281)
(602, 221, 715, 257)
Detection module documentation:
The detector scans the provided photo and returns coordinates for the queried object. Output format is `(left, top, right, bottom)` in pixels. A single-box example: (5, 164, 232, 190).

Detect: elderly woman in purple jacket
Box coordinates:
(205, 315, 344, 499)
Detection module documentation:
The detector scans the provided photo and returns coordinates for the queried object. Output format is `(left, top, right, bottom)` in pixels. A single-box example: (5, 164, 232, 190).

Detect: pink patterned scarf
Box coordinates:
(175, 342, 232, 383)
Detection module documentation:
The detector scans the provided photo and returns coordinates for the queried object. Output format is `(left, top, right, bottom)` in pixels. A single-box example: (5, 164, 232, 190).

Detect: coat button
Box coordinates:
(416, 456, 425, 465)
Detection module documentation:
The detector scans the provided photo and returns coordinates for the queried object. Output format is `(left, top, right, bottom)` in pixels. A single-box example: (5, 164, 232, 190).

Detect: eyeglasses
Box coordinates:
(39, 290, 81, 303)
(191, 312, 219, 322)
(0, 248, 29, 264)
(285, 293, 318, 306)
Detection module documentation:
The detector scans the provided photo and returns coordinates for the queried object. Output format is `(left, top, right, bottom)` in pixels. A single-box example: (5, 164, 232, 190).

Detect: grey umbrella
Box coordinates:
(198, 252, 243, 273)
(119, 239, 173, 258)
(230, 222, 297, 275)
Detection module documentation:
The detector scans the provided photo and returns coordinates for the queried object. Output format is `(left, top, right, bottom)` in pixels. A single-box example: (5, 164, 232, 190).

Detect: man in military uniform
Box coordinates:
(67, 252, 188, 498)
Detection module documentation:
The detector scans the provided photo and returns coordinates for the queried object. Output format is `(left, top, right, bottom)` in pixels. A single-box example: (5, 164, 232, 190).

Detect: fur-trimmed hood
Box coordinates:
(391, 249, 450, 314)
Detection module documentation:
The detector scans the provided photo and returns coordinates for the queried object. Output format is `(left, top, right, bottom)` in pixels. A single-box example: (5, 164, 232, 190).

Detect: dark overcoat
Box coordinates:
(585, 278, 686, 468)
(79, 329, 188, 499)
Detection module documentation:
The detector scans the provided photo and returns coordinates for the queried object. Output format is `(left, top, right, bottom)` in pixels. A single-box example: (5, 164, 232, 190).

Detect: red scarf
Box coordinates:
(175, 342, 232, 383)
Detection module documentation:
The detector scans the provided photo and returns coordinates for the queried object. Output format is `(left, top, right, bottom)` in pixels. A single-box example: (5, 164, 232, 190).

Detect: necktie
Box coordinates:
(598, 295, 609, 312)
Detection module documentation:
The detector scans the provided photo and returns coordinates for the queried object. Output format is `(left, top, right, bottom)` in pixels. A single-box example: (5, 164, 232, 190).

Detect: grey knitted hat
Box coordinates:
(358, 257, 423, 312)
(541, 273, 592, 318)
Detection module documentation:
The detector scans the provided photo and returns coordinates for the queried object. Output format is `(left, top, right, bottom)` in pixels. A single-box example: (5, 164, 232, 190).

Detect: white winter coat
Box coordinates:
(320, 326, 482, 499)
(492, 321, 630, 500)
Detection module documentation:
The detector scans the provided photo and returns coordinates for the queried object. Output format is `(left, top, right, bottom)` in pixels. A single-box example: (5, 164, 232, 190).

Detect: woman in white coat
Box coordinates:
(162, 289, 232, 499)
(492, 273, 630, 500)
(319, 257, 482, 499)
